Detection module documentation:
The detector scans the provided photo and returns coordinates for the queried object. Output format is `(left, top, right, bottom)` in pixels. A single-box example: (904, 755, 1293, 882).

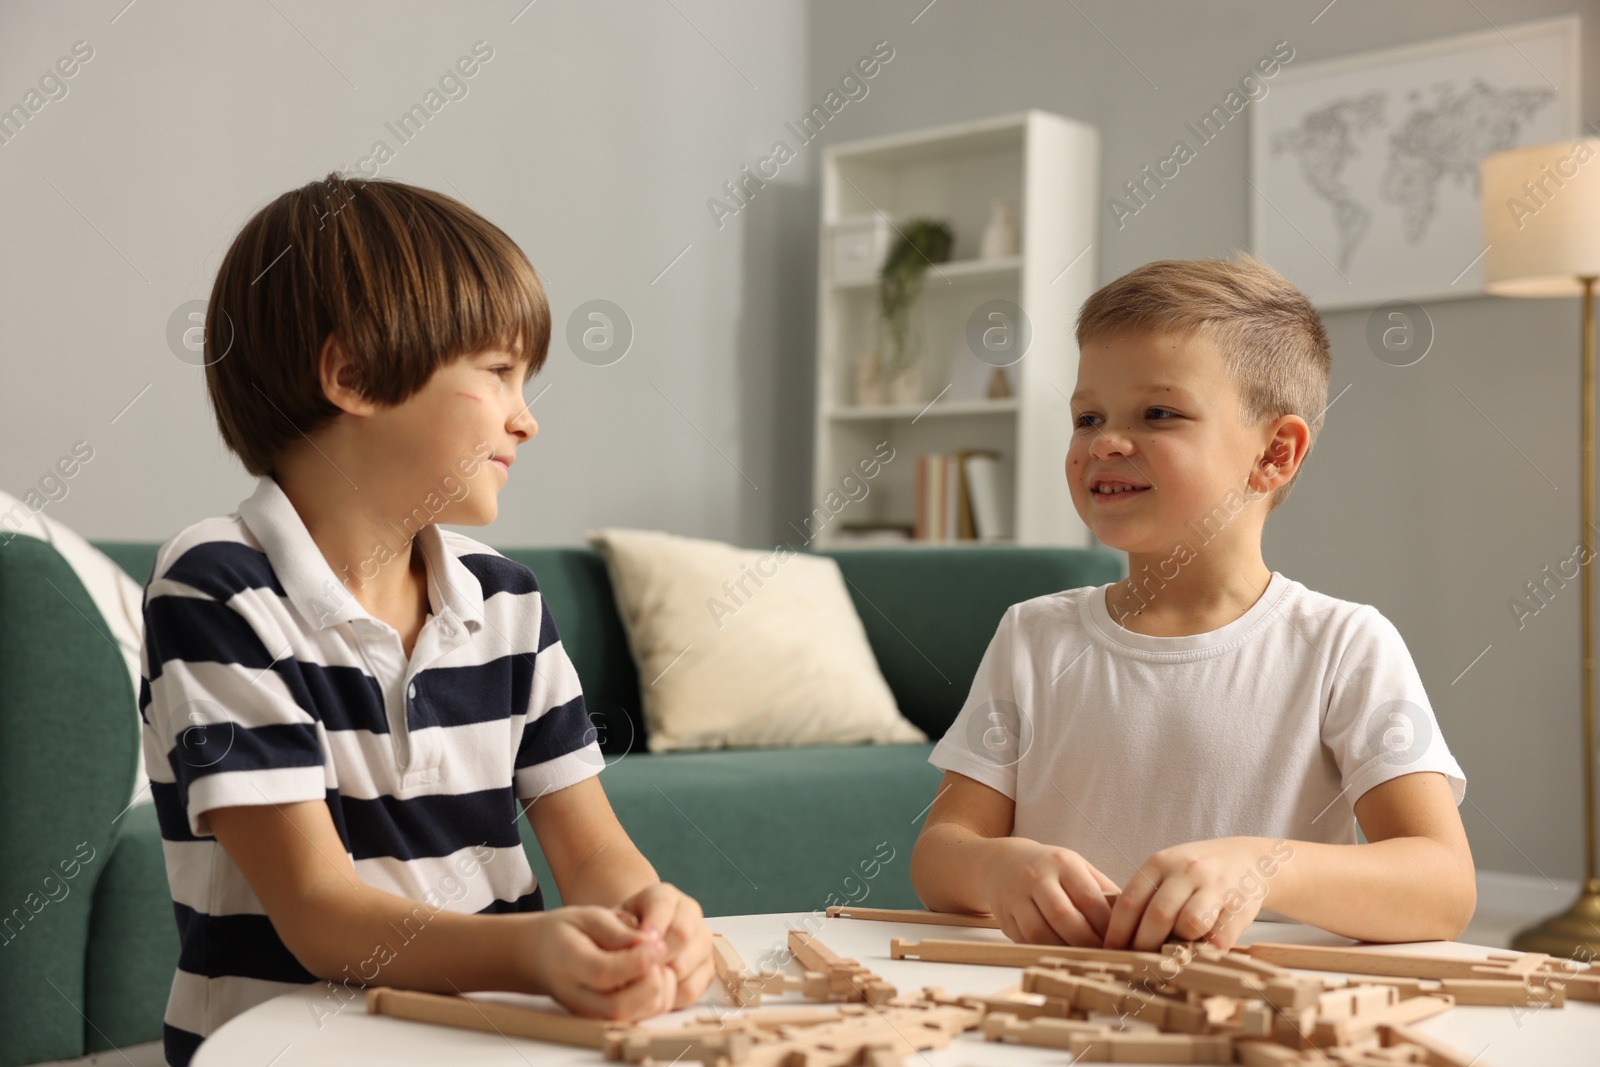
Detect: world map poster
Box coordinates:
(1250, 15, 1578, 310)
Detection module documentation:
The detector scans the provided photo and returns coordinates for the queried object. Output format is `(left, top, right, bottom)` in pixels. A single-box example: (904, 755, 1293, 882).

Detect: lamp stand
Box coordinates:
(1511, 275, 1600, 960)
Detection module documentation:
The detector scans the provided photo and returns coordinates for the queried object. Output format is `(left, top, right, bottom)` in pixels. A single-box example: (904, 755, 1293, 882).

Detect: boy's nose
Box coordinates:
(1089, 427, 1133, 458)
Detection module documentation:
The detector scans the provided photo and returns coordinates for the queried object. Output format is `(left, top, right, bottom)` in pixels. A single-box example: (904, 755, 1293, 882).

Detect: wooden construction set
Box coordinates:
(364, 907, 1597, 1066)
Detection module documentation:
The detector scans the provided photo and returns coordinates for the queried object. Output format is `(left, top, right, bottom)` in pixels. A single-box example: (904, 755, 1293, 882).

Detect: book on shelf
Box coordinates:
(914, 450, 1011, 542)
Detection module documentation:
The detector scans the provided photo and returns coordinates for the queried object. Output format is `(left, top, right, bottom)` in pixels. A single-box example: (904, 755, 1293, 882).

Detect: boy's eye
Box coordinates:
(1075, 408, 1177, 429)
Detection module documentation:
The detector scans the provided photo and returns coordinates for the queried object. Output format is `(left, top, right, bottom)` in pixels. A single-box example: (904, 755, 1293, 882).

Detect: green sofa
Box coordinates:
(0, 536, 1121, 1065)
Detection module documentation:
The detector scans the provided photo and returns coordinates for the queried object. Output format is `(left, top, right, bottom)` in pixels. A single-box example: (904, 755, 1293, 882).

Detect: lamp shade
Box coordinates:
(1480, 138, 1600, 297)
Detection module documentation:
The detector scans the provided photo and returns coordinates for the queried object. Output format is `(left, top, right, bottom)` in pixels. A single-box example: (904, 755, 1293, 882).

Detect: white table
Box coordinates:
(193, 912, 1598, 1066)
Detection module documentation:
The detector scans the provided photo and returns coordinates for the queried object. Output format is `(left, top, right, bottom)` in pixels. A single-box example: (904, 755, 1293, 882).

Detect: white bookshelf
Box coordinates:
(811, 110, 1099, 548)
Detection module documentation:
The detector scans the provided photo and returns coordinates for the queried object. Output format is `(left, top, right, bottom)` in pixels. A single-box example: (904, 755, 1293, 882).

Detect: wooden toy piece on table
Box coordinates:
(711, 933, 764, 1008)
(823, 896, 1121, 929)
(786, 930, 897, 1005)
(367, 934, 1579, 1067)
(364, 987, 625, 1047)
(1244, 942, 1592, 1004)
(825, 905, 1001, 929)
(984, 1012, 1233, 1063)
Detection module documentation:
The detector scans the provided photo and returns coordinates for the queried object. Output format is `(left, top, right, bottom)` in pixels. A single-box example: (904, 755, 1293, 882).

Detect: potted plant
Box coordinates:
(874, 218, 953, 404)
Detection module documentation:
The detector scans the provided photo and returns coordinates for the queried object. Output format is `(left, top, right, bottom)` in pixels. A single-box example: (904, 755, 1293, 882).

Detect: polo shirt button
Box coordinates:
(407, 683, 417, 700)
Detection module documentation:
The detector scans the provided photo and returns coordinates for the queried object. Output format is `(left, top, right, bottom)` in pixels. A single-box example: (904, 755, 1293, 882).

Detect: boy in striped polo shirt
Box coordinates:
(139, 173, 712, 1067)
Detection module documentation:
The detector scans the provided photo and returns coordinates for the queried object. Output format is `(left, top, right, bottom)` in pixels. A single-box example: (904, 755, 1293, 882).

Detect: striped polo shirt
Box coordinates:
(138, 475, 601, 1067)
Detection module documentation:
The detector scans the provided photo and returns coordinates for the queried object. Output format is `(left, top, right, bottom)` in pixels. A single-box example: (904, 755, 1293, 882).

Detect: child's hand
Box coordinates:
(523, 906, 679, 1020)
(615, 882, 715, 1010)
(982, 840, 1121, 946)
(1101, 837, 1268, 952)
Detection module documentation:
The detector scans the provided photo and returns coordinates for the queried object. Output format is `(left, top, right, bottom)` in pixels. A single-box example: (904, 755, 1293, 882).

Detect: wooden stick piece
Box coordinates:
(891, 936, 1164, 969)
(364, 987, 625, 1048)
(788, 930, 897, 1004)
(711, 933, 763, 1008)
(1440, 977, 1565, 1007)
(1381, 1023, 1492, 1067)
(1245, 943, 1553, 983)
(1312, 995, 1455, 1048)
(825, 906, 1000, 928)
(825, 896, 1119, 927)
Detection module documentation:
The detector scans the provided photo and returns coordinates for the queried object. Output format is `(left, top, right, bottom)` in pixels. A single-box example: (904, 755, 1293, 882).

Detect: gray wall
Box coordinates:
(2, 0, 1596, 885)
(0, 0, 811, 551)
(803, 0, 1600, 885)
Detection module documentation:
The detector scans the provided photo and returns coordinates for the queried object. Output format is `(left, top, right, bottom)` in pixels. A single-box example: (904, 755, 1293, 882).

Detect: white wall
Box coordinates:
(0, 0, 811, 549)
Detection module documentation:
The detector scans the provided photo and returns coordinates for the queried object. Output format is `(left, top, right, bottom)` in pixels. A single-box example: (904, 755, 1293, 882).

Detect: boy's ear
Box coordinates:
(1255, 415, 1311, 488)
(318, 333, 380, 417)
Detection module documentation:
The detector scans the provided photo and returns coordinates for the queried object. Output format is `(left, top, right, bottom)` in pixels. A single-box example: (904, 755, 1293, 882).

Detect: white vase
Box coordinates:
(981, 200, 1019, 259)
(854, 349, 885, 407)
(888, 364, 922, 405)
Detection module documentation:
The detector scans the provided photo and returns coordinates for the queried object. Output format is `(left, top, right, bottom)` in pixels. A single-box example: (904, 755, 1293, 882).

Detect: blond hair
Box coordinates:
(204, 172, 550, 478)
(1075, 251, 1329, 512)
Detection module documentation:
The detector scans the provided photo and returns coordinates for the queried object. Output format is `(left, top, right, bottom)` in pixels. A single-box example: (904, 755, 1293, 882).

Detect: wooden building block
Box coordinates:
(1439, 977, 1565, 1007)
(789, 930, 897, 1004)
(1022, 968, 1126, 1012)
(861, 1046, 905, 1067)
(1239, 1002, 1274, 1036)
(1065, 1030, 1232, 1063)
(1211, 949, 1293, 979)
(1199, 994, 1239, 1026)
(617, 1029, 757, 1064)
(1262, 977, 1327, 1013)
(1380, 1024, 1485, 1067)
(959, 994, 1078, 1020)
(364, 987, 627, 1049)
(712, 933, 763, 1008)
(1358, 976, 1429, 1000)
(981, 1011, 1110, 1047)
(760, 969, 833, 1000)
(1483, 951, 1549, 977)
(1556, 972, 1600, 1002)
(1233, 1039, 1310, 1066)
(697, 1006, 853, 1030)
(1317, 983, 1398, 1020)
(1270, 1004, 1318, 1050)
(1247, 942, 1562, 987)
(1164, 960, 1267, 999)
(1312, 994, 1454, 1048)
(824, 906, 1001, 928)
(890, 936, 1163, 970)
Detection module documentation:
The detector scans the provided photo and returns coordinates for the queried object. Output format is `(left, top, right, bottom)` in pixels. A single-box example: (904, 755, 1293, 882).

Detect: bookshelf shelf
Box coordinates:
(811, 110, 1100, 547)
(826, 399, 1019, 421)
(829, 255, 1021, 291)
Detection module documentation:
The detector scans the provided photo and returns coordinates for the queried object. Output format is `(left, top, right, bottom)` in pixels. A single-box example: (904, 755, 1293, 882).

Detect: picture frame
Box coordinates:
(1250, 14, 1579, 310)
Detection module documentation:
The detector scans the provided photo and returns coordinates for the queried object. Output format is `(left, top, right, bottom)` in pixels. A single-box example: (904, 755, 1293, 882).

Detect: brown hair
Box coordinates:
(203, 171, 550, 478)
(1074, 250, 1330, 512)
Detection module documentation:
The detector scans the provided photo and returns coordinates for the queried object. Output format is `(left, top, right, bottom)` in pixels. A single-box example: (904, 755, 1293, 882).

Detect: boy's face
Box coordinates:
(1065, 329, 1272, 554)
(365, 346, 538, 525)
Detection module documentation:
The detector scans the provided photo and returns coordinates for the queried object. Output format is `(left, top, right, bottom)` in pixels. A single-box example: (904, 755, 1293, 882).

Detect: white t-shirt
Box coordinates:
(929, 571, 1466, 917)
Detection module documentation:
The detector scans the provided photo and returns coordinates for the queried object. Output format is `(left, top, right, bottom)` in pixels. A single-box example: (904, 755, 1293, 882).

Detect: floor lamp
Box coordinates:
(1480, 138, 1600, 958)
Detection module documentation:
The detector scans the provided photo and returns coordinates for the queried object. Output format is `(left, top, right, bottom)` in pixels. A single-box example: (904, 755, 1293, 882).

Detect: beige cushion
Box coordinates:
(585, 528, 927, 753)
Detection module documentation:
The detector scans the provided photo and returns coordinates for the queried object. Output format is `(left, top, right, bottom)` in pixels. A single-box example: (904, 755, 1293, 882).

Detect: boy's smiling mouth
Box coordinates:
(1088, 473, 1151, 500)
(1090, 485, 1150, 502)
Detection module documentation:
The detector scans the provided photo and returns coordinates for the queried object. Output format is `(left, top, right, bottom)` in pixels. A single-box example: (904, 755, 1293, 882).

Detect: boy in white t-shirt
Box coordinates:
(912, 252, 1473, 952)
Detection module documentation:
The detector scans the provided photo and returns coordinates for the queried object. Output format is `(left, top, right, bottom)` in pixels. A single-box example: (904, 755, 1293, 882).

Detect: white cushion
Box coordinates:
(0, 489, 150, 809)
(585, 528, 927, 753)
